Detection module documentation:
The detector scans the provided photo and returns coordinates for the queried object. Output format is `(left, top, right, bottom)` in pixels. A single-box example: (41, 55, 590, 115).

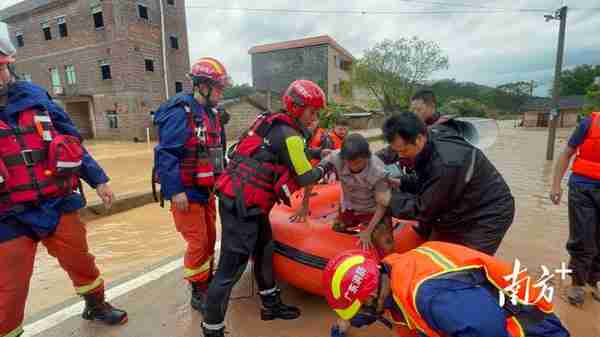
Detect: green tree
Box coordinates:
(353, 37, 449, 113)
(223, 83, 255, 100)
(557, 64, 600, 96)
(443, 98, 487, 118)
(319, 101, 345, 129)
(583, 83, 600, 116)
(496, 81, 536, 112)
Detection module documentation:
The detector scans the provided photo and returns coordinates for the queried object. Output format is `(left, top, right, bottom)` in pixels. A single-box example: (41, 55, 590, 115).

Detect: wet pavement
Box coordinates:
(22, 122, 600, 336)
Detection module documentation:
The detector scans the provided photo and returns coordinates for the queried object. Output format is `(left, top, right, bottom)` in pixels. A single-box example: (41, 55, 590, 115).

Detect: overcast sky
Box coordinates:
(1, 0, 599, 96)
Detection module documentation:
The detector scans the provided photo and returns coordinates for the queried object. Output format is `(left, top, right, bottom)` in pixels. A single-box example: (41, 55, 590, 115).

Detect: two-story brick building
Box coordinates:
(249, 35, 354, 103)
(0, 0, 191, 140)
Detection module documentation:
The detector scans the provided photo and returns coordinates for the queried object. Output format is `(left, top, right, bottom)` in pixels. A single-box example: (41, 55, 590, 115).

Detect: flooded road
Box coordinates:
(25, 122, 599, 336)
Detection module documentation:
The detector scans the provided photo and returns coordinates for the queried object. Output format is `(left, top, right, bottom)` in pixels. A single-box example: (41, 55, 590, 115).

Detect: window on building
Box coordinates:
(334, 55, 337, 68)
(21, 73, 32, 82)
(167, 0, 175, 5)
(175, 81, 183, 93)
(50, 68, 61, 92)
(169, 35, 179, 49)
(107, 111, 118, 129)
(57, 17, 68, 38)
(93, 7, 104, 29)
(41, 22, 52, 41)
(16, 32, 24, 47)
(145, 59, 154, 72)
(100, 63, 112, 80)
(65, 65, 77, 85)
(333, 83, 339, 95)
(138, 4, 149, 20)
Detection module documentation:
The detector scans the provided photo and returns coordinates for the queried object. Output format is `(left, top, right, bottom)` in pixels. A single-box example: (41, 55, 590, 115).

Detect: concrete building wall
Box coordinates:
(327, 46, 352, 103)
(2, 0, 190, 140)
(251, 44, 329, 97)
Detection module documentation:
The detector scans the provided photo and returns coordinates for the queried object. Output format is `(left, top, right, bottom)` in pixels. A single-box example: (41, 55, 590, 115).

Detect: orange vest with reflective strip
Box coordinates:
(383, 241, 553, 337)
(328, 131, 344, 150)
(308, 128, 326, 166)
(572, 112, 600, 180)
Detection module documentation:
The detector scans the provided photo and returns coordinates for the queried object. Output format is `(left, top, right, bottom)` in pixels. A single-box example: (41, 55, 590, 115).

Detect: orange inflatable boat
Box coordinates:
(270, 182, 424, 296)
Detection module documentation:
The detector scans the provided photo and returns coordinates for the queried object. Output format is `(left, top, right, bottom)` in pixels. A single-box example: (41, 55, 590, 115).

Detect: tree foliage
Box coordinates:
(558, 64, 600, 96)
(353, 37, 449, 112)
(223, 83, 255, 100)
(583, 84, 600, 116)
(496, 81, 537, 112)
(442, 98, 488, 118)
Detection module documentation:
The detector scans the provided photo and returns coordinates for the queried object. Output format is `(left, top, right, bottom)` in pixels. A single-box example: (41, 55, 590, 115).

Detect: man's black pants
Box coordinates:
(567, 184, 600, 286)
(203, 199, 276, 325)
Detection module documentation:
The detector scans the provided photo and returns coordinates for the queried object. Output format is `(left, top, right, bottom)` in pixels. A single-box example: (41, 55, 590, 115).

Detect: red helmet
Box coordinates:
(283, 80, 326, 118)
(322, 250, 380, 320)
(190, 57, 231, 88)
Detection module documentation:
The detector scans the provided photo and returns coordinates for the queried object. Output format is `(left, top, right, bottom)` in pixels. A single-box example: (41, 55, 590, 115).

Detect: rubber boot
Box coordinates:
(82, 290, 128, 325)
(190, 281, 208, 314)
(202, 323, 225, 337)
(259, 289, 301, 321)
(566, 286, 585, 306)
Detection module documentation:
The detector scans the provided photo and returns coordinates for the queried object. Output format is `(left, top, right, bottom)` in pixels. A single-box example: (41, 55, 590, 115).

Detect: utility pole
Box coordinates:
(545, 6, 568, 161)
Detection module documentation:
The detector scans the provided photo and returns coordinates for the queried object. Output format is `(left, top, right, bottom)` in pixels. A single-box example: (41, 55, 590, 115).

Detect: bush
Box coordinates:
(442, 98, 488, 118)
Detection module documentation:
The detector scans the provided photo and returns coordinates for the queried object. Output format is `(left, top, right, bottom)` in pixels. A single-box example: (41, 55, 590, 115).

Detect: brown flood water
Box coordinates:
(27, 122, 598, 336)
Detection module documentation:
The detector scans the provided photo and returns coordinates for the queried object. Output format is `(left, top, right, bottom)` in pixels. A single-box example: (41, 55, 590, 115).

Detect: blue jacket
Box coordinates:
(153, 93, 226, 203)
(0, 81, 109, 242)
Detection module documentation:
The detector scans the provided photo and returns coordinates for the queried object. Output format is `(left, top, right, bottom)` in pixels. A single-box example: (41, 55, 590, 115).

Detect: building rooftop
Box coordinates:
(248, 35, 354, 61)
(522, 95, 587, 111)
(0, 0, 61, 21)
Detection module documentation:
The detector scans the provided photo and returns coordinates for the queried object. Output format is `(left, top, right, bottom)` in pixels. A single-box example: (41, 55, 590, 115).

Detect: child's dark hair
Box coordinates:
(382, 112, 426, 144)
(340, 133, 371, 160)
(335, 117, 350, 127)
(411, 89, 437, 107)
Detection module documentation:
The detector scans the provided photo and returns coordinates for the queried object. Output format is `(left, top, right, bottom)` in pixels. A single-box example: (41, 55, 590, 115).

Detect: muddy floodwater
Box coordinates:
(27, 122, 598, 336)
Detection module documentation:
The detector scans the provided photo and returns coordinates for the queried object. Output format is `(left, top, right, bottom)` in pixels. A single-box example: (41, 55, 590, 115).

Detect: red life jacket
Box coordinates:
(215, 111, 302, 215)
(0, 108, 84, 213)
(572, 112, 600, 180)
(179, 104, 224, 188)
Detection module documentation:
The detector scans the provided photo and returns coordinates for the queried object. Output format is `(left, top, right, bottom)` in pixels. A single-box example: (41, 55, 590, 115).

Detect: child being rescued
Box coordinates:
(294, 133, 394, 257)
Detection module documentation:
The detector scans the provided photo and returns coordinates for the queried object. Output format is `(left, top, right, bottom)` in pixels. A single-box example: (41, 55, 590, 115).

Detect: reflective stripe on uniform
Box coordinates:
(285, 135, 312, 176)
(75, 276, 103, 295)
(196, 172, 214, 178)
(258, 287, 278, 296)
(57, 160, 82, 168)
(3, 325, 24, 337)
(202, 322, 225, 330)
(184, 256, 212, 278)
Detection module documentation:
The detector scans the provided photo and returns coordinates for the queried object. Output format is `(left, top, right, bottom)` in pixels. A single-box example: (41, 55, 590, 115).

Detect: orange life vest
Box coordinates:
(571, 112, 600, 180)
(328, 130, 344, 150)
(383, 241, 553, 337)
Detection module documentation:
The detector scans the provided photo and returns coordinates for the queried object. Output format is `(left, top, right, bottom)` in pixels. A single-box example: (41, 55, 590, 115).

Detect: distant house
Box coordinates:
(521, 96, 586, 128)
(249, 35, 354, 103)
(220, 91, 282, 140)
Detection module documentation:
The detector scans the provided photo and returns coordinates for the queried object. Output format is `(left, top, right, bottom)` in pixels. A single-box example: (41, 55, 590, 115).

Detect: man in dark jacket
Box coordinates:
(376, 89, 451, 172)
(385, 112, 514, 255)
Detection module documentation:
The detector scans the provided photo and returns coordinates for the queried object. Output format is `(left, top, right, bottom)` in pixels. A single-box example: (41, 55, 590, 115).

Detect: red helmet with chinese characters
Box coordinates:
(282, 79, 326, 118)
(322, 250, 380, 320)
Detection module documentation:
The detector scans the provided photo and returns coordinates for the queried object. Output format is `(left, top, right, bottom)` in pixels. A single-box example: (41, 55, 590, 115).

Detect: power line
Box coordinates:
(184, 5, 552, 15)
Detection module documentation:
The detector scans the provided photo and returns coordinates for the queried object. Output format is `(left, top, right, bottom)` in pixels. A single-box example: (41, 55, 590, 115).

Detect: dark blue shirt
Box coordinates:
(153, 93, 226, 203)
(567, 116, 600, 188)
(0, 81, 109, 242)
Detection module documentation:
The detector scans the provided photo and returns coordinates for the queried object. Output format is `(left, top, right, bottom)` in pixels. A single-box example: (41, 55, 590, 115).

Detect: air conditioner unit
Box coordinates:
(53, 86, 64, 95)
